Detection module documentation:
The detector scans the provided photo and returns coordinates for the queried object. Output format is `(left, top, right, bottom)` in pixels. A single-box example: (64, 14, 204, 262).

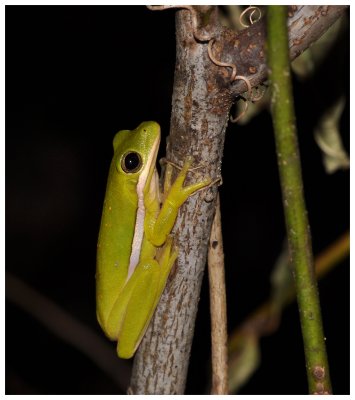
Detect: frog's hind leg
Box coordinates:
(116, 259, 161, 359)
(116, 238, 177, 359)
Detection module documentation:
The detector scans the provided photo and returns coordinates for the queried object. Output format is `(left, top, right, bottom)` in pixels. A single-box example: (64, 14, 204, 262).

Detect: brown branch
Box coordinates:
(130, 7, 229, 394)
(208, 194, 228, 394)
(214, 5, 348, 96)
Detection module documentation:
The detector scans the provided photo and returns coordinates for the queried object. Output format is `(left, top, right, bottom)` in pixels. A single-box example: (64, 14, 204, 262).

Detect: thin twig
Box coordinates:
(6, 272, 131, 390)
(228, 230, 349, 392)
(267, 6, 332, 394)
(208, 193, 228, 394)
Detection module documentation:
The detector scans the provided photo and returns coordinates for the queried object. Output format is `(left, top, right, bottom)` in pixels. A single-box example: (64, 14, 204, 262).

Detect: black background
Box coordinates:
(6, 6, 349, 394)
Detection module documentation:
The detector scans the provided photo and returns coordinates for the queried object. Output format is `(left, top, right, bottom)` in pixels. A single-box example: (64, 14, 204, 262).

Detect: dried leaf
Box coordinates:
(314, 96, 349, 174)
(228, 334, 260, 393)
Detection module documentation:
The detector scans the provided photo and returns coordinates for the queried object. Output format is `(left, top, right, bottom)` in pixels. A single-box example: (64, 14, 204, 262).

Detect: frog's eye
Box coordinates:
(121, 152, 143, 173)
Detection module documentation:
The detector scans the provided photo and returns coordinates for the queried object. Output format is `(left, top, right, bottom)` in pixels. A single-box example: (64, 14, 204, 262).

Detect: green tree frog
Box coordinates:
(96, 121, 211, 359)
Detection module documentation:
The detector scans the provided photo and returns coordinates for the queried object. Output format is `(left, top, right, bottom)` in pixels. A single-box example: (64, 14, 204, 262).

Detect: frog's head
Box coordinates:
(112, 121, 160, 181)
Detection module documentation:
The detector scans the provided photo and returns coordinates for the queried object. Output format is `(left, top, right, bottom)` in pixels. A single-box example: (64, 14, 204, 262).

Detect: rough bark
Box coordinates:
(130, 8, 228, 394)
(223, 5, 347, 96)
(129, 5, 347, 395)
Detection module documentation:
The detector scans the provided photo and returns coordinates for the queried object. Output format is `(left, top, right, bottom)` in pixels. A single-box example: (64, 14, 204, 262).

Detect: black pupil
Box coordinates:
(124, 152, 141, 172)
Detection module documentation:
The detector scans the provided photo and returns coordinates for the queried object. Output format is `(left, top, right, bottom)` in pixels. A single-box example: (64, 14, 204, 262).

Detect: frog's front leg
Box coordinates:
(115, 237, 177, 359)
(145, 158, 211, 247)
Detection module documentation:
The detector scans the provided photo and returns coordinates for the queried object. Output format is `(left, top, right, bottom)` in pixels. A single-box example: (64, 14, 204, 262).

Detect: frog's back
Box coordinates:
(96, 159, 138, 327)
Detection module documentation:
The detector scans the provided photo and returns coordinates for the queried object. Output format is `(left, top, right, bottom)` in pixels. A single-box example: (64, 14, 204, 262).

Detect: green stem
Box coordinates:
(267, 6, 332, 394)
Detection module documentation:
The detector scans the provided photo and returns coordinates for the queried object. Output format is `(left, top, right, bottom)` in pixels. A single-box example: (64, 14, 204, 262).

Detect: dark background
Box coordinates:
(6, 6, 349, 394)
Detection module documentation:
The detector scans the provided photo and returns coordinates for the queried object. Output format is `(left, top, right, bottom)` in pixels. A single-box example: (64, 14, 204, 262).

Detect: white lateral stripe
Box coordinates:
(127, 176, 145, 281)
(126, 136, 160, 282)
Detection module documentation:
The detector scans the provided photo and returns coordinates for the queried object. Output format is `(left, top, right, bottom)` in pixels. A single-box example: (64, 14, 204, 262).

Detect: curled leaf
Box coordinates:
(314, 96, 349, 174)
(228, 334, 260, 393)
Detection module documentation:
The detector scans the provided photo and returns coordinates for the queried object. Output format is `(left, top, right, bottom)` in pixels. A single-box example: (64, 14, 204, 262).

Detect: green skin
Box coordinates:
(96, 121, 211, 359)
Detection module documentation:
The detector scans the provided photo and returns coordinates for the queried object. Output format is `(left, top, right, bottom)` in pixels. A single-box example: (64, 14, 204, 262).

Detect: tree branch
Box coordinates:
(215, 5, 348, 96)
(130, 7, 228, 394)
(208, 194, 228, 394)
